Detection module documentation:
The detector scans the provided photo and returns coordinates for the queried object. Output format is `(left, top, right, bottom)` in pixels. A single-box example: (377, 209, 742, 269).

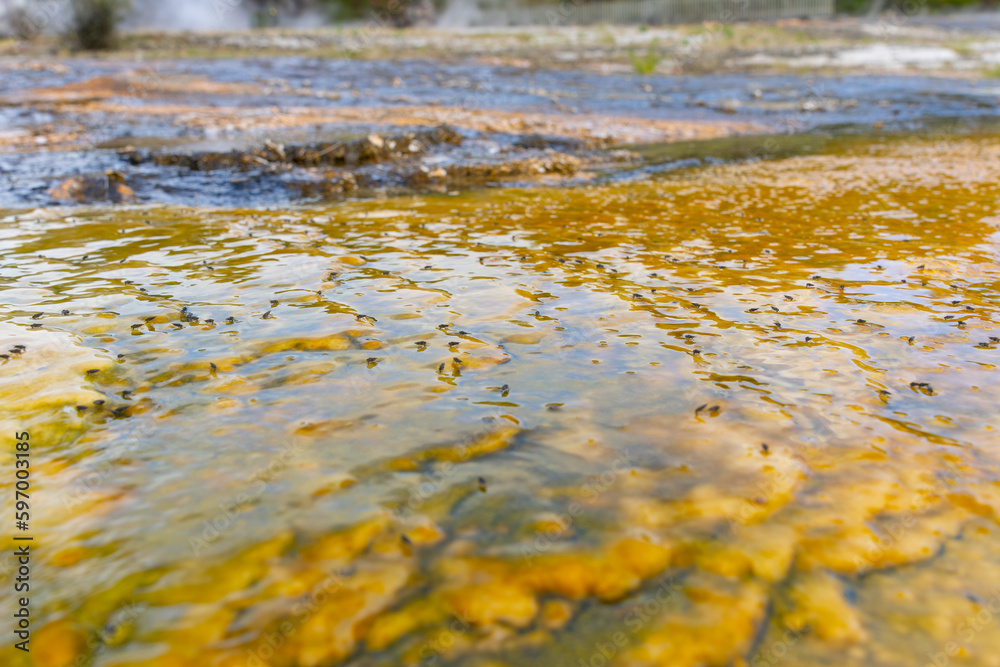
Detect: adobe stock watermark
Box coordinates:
(749, 624, 809, 667)
(726, 463, 798, 536)
(7, 0, 70, 40)
(577, 574, 682, 667)
(542, 0, 587, 26)
(244, 565, 350, 667)
(926, 589, 1000, 667)
(89, 65, 165, 148)
(214, 0, 242, 21)
(344, 0, 411, 53)
(853, 458, 965, 576)
(190, 437, 302, 555)
(521, 447, 634, 563)
(869, 0, 929, 38)
(59, 416, 154, 512)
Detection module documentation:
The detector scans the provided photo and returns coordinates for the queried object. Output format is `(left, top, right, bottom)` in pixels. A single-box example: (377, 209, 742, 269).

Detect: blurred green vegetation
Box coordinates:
(71, 0, 128, 49)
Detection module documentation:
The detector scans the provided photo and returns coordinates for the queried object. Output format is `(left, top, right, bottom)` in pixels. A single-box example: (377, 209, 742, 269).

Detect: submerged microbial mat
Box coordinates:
(1, 132, 1000, 667)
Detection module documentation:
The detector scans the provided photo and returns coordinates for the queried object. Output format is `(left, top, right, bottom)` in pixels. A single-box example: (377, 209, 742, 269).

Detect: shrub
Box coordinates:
(70, 0, 128, 50)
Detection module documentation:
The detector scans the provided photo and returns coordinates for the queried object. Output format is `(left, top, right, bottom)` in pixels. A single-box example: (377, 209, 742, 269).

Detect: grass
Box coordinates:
(629, 41, 661, 75)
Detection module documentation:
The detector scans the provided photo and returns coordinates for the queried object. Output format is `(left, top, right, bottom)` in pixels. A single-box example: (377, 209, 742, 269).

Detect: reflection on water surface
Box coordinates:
(1, 133, 1000, 667)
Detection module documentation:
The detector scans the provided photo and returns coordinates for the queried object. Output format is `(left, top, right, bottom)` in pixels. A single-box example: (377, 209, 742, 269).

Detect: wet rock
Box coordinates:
(406, 154, 582, 187)
(142, 126, 464, 173)
(514, 134, 584, 151)
(48, 171, 135, 204)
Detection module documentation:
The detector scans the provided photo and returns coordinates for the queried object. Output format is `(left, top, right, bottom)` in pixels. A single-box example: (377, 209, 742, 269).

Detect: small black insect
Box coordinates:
(271, 300, 279, 307)
(262, 310, 273, 319)
(210, 362, 217, 371)
(93, 399, 105, 406)
(748, 307, 759, 313)
(761, 443, 769, 454)
(438, 363, 445, 372)
(86, 369, 100, 375)
(62, 310, 71, 316)
(908, 336, 915, 344)
(784, 295, 793, 301)
(478, 477, 487, 493)
(225, 317, 236, 325)
(770, 306, 779, 312)
(31, 313, 43, 320)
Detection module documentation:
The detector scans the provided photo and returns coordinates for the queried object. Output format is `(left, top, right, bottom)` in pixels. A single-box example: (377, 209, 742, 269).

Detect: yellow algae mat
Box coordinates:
(1, 134, 1000, 667)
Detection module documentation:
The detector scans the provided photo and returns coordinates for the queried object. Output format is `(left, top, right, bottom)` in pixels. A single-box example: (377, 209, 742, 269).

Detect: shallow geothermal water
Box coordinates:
(1, 132, 1000, 667)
